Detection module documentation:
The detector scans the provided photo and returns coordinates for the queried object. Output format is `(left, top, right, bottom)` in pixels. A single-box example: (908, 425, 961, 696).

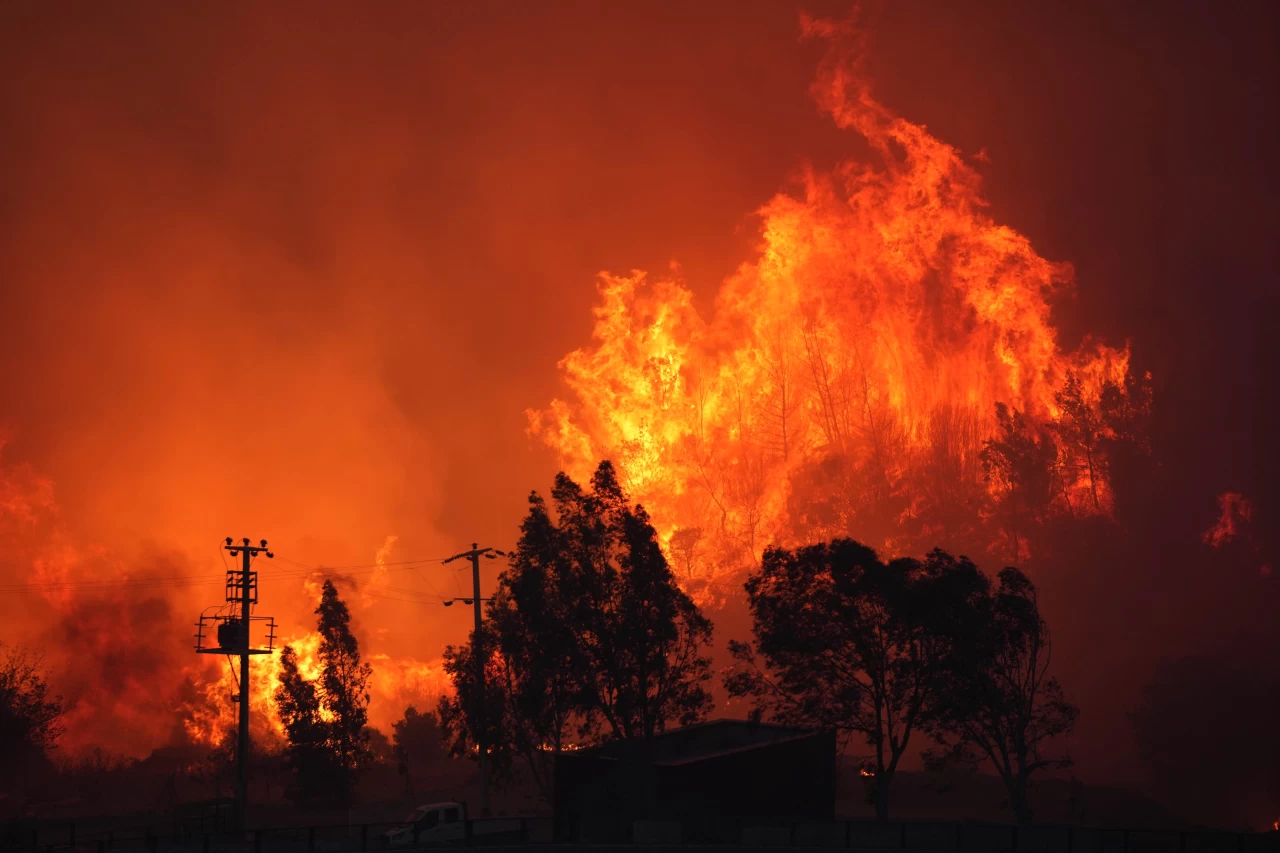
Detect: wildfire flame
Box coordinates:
(1202, 492, 1252, 548)
(1, 440, 446, 756)
(184, 595, 449, 751)
(527, 16, 1130, 598)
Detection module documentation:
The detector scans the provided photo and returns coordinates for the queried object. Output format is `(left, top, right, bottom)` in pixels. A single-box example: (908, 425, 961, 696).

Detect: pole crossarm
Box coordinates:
(439, 542, 508, 817)
(189, 536, 277, 831)
(442, 545, 507, 564)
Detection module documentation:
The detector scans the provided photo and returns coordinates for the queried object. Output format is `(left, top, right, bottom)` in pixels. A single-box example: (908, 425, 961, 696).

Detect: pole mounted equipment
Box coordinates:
(441, 543, 508, 817)
(192, 536, 277, 831)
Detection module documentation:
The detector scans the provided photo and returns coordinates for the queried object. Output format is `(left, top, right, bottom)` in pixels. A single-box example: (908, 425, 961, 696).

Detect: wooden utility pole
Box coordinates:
(195, 537, 276, 831)
(442, 543, 505, 817)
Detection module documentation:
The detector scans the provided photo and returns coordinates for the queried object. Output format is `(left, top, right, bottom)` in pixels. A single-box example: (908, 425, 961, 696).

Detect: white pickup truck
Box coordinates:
(382, 802, 525, 848)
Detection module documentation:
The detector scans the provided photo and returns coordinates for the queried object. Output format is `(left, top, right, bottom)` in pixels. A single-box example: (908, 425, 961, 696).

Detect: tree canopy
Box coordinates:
(927, 566, 1078, 824)
(726, 539, 987, 820)
(274, 580, 372, 805)
(0, 642, 63, 782)
(439, 461, 714, 802)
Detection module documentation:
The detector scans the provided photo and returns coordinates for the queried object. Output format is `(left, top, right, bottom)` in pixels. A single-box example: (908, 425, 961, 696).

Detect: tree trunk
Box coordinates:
(874, 777, 891, 821)
(1009, 778, 1033, 825)
(1085, 448, 1100, 511)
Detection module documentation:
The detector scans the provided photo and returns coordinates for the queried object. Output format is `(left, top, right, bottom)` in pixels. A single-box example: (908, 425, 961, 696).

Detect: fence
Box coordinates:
(4, 817, 1277, 853)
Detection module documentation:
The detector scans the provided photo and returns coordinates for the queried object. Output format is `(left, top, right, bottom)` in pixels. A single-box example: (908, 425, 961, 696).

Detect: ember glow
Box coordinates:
(184, 596, 449, 751)
(1, 1, 1276, 831)
(530, 16, 1131, 597)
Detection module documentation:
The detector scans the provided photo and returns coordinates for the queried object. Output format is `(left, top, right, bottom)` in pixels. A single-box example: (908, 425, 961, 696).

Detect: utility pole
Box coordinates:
(442, 543, 506, 817)
(194, 537, 276, 832)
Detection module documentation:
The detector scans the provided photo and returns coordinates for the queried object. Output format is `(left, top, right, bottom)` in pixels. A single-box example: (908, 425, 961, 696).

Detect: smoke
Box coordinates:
(0, 1, 1276, 807)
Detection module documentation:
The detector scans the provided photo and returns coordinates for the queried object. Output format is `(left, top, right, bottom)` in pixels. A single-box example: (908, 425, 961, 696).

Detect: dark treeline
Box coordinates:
(274, 580, 374, 806)
(1, 449, 1275, 829)
(437, 462, 715, 806)
(435, 460, 1076, 824)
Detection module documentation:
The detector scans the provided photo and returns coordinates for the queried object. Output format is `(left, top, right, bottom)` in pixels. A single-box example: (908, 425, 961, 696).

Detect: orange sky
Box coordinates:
(0, 0, 1277, 783)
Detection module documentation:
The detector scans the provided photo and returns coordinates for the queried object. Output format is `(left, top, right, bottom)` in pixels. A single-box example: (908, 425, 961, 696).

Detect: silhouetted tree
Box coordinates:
(0, 643, 63, 784)
(441, 462, 715, 807)
(668, 527, 703, 579)
(485, 487, 600, 800)
(1052, 372, 1107, 512)
(927, 567, 1078, 824)
(275, 645, 334, 803)
(726, 540, 986, 821)
(1098, 371, 1152, 449)
(1098, 370, 1155, 523)
(981, 404, 1057, 563)
(391, 705, 443, 796)
(366, 727, 393, 763)
(561, 462, 715, 743)
(437, 629, 515, 783)
(274, 581, 372, 804)
(316, 580, 373, 775)
(392, 705, 443, 764)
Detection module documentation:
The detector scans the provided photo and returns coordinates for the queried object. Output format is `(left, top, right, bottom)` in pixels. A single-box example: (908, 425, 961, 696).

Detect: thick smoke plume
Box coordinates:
(0, 2, 1276, 828)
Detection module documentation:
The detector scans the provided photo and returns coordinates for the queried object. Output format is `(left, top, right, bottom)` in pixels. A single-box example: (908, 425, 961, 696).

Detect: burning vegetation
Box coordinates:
(0, 3, 1277, 835)
(528, 17, 1147, 602)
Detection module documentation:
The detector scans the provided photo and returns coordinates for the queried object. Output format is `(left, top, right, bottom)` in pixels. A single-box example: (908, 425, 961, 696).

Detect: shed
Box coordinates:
(554, 719, 836, 838)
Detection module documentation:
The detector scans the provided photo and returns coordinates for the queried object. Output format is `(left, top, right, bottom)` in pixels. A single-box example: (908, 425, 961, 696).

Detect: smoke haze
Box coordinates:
(0, 0, 1276, 814)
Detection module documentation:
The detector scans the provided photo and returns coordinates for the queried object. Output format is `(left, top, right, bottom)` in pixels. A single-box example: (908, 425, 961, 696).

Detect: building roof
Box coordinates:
(578, 718, 826, 765)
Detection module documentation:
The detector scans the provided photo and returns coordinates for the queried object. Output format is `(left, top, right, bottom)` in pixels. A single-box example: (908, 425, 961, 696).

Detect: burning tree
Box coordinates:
(725, 540, 987, 821)
(981, 405, 1057, 563)
(274, 580, 372, 805)
(527, 17, 1145, 598)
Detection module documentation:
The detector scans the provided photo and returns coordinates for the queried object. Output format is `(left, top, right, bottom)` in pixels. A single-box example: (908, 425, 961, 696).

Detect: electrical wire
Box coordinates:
(0, 550, 457, 599)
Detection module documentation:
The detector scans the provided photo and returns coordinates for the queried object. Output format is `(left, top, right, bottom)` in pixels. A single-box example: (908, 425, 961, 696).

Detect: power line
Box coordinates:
(440, 542, 508, 817)
(273, 555, 448, 572)
(1, 552, 453, 594)
(194, 536, 277, 832)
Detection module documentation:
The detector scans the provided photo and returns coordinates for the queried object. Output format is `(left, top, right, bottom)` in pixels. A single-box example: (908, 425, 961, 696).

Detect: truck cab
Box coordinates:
(383, 802, 467, 847)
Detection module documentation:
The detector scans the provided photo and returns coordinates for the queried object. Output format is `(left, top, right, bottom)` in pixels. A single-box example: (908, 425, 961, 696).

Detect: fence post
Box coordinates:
(308, 826, 315, 853)
(70, 823, 76, 849)
(413, 823, 420, 848)
(201, 833, 209, 853)
(845, 821, 852, 849)
(956, 823, 963, 851)
(1012, 825, 1019, 853)
(361, 825, 368, 852)
(902, 823, 909, 849)
(1067, 826, 1074, 853)
(254, 830, 263, 853)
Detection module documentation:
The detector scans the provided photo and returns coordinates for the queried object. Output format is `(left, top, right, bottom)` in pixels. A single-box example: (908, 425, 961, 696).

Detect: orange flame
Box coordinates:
(183, 619, 448, 749)
(1202, 492, 1252, 548)
(528, 19, 1129, 597)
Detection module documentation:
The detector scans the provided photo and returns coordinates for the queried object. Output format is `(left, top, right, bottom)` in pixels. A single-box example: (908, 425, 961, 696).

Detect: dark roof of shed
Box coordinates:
(577, 718, 826, 765)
